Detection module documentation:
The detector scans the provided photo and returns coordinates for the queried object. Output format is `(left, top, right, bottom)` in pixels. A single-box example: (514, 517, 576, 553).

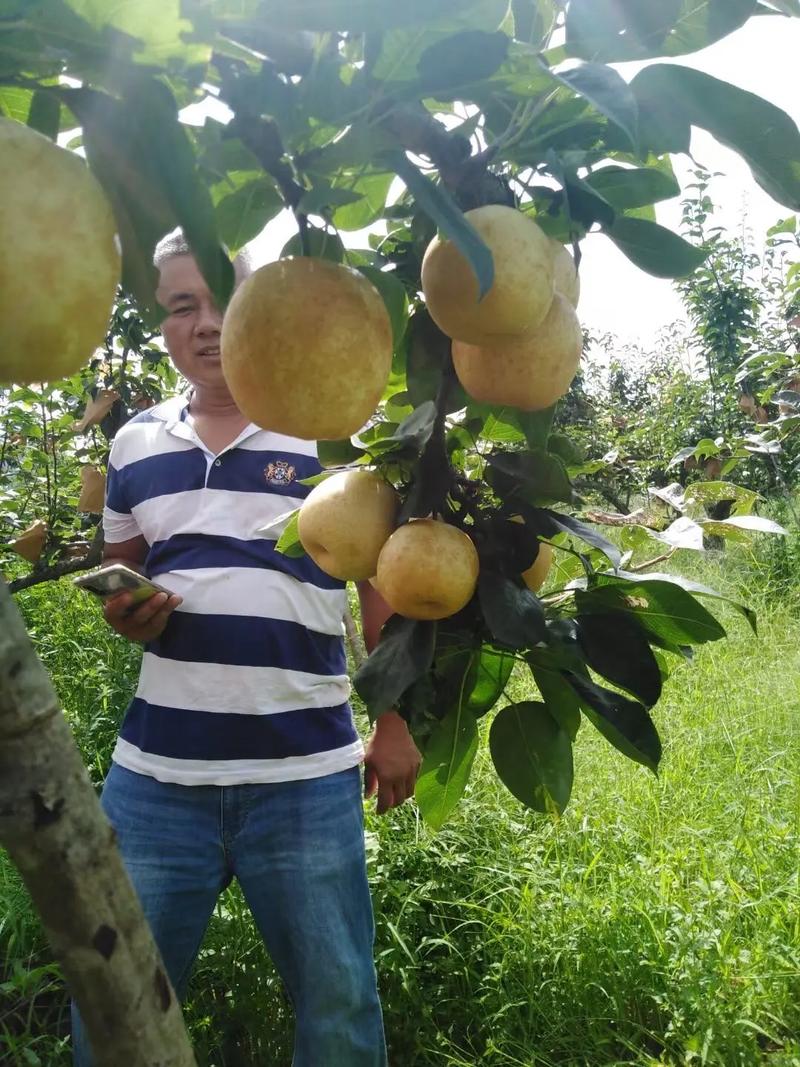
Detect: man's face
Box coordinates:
(157, 255, 227, 391)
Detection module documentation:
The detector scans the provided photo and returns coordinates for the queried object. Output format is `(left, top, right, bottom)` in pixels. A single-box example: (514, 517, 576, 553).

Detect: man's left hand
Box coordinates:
(363, 710, 421, 815)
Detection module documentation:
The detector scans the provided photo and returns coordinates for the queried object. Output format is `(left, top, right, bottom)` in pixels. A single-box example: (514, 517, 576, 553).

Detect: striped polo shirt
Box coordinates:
(102, 394, 363, 786)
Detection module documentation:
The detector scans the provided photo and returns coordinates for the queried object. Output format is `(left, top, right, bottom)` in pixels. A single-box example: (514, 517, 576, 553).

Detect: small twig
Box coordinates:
(627, 550, 676, 573)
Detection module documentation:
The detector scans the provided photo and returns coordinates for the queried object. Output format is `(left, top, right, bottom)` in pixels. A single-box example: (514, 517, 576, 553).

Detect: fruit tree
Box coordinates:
(2, 1, 800, 1061)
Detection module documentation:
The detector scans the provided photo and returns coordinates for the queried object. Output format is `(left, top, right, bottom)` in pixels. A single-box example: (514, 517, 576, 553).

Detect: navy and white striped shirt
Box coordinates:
(103, 394, 363, 786)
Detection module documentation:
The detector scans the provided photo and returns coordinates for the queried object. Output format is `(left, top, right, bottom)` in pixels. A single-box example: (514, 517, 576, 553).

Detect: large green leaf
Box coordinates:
(354, 615, 436, 721)
(528, 655, 582, 739)
(416, 704, 479, 830)
(566, 0, 758, 61)
(215, 178, 282, 254)
(576, 610, 662, 707)
(417, 30, 510, 92)
(605, 216, 707, 278)
(478, 572, 546, 649)
(466, 645, 515, 716)
(392, 154, 494, 298)
(489, 701, 573, 813)
(356, 267, 408, 350)
(487, 449, 576, 506)
(67, 81, 233, 323)
(563, 672, 662, 773)
(548, 62, 638, 148)
(256, 0, 486, 31)
(65, 0, 211, 66)
(27, 90, 60, 140)
(586, 165, 680, 211)
(577, 578, 726, 646)
(333, 172, 394, 231)
(633, 65, 800, 210)
(596, 571, 757, 634)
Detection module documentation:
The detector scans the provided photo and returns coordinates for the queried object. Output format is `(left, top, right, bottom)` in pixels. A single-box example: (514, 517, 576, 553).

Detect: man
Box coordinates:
(71, 230, 420, 1066)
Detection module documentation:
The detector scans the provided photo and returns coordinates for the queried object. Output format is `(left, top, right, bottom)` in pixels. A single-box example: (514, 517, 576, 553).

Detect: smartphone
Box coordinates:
(73, 564, 173, 605)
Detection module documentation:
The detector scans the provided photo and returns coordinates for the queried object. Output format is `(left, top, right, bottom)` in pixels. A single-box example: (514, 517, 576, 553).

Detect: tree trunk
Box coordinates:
(0, 578, 196, 1067)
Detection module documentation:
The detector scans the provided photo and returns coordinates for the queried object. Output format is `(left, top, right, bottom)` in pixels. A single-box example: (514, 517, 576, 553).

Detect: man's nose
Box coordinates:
(194, 303, 222, 335)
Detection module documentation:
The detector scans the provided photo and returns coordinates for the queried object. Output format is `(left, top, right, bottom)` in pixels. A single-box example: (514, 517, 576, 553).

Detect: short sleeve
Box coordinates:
(103, 442, 143, 544)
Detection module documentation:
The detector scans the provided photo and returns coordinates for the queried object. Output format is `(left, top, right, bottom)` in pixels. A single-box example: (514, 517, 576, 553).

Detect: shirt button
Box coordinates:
(214, 458, 222, 467)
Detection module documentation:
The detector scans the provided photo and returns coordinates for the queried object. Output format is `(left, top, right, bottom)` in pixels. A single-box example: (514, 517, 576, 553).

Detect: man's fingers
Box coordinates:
(103, 591, 133, 620)
(405, 773, 418, 801)
(364, 765, 378, 799)
(376, 781, 396, 816)
(129, 592, 169, 624)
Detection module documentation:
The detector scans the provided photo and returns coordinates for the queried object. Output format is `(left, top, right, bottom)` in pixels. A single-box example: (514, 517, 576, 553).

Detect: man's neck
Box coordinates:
(187, 386, 244, 420)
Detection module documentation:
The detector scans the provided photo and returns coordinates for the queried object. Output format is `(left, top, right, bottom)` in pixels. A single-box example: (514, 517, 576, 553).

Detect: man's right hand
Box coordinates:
(103, 591, 182, 643)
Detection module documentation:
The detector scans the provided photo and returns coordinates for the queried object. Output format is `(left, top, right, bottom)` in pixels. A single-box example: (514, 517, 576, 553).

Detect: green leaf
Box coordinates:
(489, 701, 573, 813)
(360, 401, 437, 458)
(563, 672, 662, 773)
(595, 570, 757, 635)
(316, 438, 366, 467)
(256, 0, 477, 31)
(65, 0, 211, 67)
(528, 658, 582, 739)
(354, 615, 436, 721)
(586, 165, 680, 211)
(333, 172, 393, 231)
(27, 90, 60, 140)
(391, 154, 494, 298)
(356, 267, 408, 350)
(605, 216, 707, 278)
(487, 449, 576, 506)
(576, 611, 662, 707)
(478, 573, 546, 649)
(565, 0, 757, 61)
(465, 645, 514, 716)
(511, 407, 556, 450)
(416, 704, 479, 830)
(0, 87, 33, 122)
(549, 62, 638, 148)
(274, 510, 305, 558)
(533, 508, 622, 567)
(417, 30, 510, 92)
(633, 65, 800, 210)
(67, 81, 233, 324)
(281, 227, 345, 262)
(578, 578, 726, 646)
(215, 178, 283, 254)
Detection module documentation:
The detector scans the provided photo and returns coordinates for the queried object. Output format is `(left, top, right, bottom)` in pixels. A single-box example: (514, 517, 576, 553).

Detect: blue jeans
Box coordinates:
(71, 762, 386, 1066)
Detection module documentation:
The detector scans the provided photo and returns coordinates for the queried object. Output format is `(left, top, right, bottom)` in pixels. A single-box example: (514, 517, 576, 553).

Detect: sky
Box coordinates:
(246, 13, 800, 350)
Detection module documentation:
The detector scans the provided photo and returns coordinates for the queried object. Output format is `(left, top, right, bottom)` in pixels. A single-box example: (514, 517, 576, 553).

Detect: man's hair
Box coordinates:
(153, 227, 252, 281)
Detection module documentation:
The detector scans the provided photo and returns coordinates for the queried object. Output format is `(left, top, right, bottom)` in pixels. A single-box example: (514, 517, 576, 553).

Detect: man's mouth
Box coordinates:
(197, 346, 221, 358)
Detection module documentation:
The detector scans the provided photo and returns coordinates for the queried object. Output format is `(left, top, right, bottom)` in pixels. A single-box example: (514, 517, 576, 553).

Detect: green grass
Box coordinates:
(2, 544, 800, 1066)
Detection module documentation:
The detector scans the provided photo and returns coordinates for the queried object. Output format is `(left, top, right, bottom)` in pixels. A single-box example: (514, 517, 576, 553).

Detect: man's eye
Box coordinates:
(172, 306, 193, 315)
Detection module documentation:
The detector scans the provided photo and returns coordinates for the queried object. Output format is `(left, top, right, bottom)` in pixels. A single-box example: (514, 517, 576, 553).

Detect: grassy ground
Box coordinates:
(2, 541, 799, 1066)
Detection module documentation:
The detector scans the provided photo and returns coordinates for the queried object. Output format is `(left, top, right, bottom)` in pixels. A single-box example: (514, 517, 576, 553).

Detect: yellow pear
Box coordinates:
(374, 519, 479, 621)
(221, 258, 392, 440)
(452, 294, 582, 412)
(522, 542, 553, 593)
(77, 466, 106, 514)
(298, 470, 398, 581)
(0, 119, 120, 385)
(549, 237, 580, 308)
(421, 205, 554, 344)
(9, 520, 47, 562)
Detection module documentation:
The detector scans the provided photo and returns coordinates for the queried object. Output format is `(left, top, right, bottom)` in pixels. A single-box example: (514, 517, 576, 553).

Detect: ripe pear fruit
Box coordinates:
(221, 258, 392, 440)
(298, 470, 398, 581)
(9, 520, 47, 562)
(452, 293, 582, 412)
(0, 119, 120, 386)
(522, 542, 554, 593)
(421, 205, 554, 344)
(374, 519, 479, 621)
(549, 237, 580, 308)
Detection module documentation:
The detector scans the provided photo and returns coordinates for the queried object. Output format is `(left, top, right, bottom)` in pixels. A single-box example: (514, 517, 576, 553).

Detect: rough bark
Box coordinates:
(0, 578, 196, 1066)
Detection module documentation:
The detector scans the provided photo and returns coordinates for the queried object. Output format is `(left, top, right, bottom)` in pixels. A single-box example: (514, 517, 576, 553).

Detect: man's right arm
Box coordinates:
(101, 535, 182, 643)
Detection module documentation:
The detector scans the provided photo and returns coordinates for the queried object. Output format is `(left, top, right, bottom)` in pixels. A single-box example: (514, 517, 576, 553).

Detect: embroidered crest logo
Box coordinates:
(264, 460, 296, 487)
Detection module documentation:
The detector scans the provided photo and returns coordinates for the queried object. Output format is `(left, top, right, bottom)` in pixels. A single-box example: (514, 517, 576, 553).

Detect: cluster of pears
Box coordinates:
(298, 469, 552, 620)
(421, 204, 582, 412)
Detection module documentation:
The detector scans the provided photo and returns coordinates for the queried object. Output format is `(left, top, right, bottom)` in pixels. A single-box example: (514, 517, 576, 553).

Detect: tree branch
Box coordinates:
(9, 527, 104, 595)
